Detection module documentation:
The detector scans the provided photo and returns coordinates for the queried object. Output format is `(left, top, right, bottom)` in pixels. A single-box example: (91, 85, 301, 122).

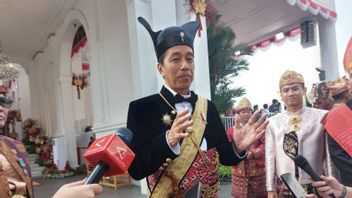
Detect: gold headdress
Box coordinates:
(279, 70, 304, 89)
(327, 77, 350, 96)
(236, 97, 252, 112)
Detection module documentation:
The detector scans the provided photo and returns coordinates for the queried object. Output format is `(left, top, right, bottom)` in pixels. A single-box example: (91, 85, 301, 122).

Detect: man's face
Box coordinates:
(157, 45, 194, 94)
(0, 95, 11, 128)
(238, 109, 252, 124)
(280, 83, 306, 108)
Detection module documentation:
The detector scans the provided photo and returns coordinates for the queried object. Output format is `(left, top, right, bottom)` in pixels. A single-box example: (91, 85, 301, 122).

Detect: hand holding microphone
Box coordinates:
(83, 128, 135, 184)
(294, 155, 336, 198)
(52, 180, 103, 198)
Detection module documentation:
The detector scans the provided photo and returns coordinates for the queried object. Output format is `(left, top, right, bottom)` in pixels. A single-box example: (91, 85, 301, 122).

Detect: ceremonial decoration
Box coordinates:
(189, 0, 206, 36)
(72, 73, 89, 99)
(343, 36, 352, 77)
(22, 118, 75, 179)
(23, 119, 53, 166)
(42, 162, 75, 179)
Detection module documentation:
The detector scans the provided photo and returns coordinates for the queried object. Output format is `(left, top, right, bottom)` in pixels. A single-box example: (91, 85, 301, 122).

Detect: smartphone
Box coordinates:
(280, 173, 306, 198)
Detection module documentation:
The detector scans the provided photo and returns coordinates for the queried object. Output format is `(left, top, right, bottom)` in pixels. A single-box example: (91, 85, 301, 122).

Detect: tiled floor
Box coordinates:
(33, 174, 232, 197)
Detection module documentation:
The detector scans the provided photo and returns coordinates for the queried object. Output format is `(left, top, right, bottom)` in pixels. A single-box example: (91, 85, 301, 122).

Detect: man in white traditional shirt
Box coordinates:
(265, 70, 332, 198)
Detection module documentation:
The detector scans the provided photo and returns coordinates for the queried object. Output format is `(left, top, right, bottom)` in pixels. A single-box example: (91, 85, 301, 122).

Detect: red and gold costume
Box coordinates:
(226, 97, 266, 198)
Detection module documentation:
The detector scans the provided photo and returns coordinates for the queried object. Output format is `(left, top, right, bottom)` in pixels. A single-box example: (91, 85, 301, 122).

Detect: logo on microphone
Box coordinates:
(115, 146, 127, 159)
(95, 138, 106, 147)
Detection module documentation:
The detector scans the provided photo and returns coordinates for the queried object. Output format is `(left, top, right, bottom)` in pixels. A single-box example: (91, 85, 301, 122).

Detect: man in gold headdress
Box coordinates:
(127, 17, 268, 197)
(265, 70, 332, 198)
(322, 77, 352, 187)
(227, 97, 266, 198)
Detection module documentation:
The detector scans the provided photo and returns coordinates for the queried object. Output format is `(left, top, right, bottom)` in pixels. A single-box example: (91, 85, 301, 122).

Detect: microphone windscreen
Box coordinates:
(294, 155, 336, 198)
(293, 155, 321, 181)
(115, 128, 133, 145)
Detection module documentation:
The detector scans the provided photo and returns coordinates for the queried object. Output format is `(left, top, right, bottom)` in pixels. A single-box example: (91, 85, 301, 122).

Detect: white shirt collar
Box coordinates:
(163, 84, 191, 98)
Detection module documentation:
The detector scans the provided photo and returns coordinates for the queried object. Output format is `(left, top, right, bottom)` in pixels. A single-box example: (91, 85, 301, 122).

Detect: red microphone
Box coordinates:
(83, 128, 135, 184)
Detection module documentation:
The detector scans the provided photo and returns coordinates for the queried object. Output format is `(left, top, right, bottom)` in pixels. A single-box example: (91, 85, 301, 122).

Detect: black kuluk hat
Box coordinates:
(137, 17, 199, 60)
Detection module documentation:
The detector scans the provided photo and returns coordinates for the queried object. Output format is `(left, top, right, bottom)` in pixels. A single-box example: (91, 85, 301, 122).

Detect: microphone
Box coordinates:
(83, 128, 135, 184)
(294, 155, 335, 198)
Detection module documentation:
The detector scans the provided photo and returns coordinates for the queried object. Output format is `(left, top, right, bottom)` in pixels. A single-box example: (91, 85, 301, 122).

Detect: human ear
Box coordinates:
(157, 63, 165, 78)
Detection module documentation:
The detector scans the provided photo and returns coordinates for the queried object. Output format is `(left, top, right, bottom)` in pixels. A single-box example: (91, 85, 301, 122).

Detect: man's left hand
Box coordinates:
(233, 110, 268, 153)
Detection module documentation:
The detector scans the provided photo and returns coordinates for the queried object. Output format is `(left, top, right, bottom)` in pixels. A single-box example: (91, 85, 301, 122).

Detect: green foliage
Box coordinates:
(35, 158, 45, 166)
(217, 164, 232, 178)
(213, 83, 246, 116)
(25, 145, 36, 154)
(207, 15, 251, 114)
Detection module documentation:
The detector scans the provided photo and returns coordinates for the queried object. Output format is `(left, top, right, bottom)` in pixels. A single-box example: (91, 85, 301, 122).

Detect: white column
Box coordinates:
(318, 18, 339, 80)
(85, 42, 109, 132)
(58, 75, 79, 167)
(126, 0, 159, 100)
(176, 1, 211, 99)
(33, 54, 52, 136)
(46, 35, 65, 138)
(151, 0, 178, 88)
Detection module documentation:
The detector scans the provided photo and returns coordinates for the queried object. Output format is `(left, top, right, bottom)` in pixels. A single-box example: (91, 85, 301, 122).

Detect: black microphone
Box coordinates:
(84, 128, 135, 184)
(294, 155, 335, 198)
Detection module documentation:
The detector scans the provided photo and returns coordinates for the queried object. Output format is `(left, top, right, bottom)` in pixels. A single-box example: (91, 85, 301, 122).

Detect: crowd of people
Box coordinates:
(1, 15, 351, 198)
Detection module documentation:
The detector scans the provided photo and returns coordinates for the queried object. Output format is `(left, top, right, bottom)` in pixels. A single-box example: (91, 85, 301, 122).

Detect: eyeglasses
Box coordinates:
(0, 97, 13, 108)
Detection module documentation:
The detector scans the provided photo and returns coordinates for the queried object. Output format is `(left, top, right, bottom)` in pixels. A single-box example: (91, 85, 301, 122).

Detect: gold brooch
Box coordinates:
(162, 113, 173, 126)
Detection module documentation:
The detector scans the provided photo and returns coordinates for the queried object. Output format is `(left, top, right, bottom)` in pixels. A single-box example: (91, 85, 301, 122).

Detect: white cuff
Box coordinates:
(166, 130, 180, 155)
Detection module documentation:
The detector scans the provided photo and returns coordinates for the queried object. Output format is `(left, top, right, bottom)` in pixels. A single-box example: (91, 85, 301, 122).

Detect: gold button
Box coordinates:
(163, 163, 168, 167)
(166, 158, 172, 163)
(159, 166, 164, 171)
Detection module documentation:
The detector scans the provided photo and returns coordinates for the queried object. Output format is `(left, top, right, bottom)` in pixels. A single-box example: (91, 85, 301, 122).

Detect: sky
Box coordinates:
(232, 36, 321, 107)
(231, 0, 352, 108)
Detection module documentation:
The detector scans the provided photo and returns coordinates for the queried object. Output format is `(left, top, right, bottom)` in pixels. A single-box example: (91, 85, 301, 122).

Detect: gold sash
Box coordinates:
(150, 96, 208, 197)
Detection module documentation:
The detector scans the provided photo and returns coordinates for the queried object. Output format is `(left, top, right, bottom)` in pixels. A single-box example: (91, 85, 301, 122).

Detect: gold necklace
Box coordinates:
(158, 93, 177, 115)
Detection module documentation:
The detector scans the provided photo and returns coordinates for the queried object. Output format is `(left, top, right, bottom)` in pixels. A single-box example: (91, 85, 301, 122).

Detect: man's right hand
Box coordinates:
(167, 108, 193, 147)
(267, 191, 278, 198)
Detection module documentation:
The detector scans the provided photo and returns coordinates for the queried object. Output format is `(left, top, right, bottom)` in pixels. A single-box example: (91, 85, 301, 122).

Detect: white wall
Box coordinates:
(102, 0, 133, 129)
